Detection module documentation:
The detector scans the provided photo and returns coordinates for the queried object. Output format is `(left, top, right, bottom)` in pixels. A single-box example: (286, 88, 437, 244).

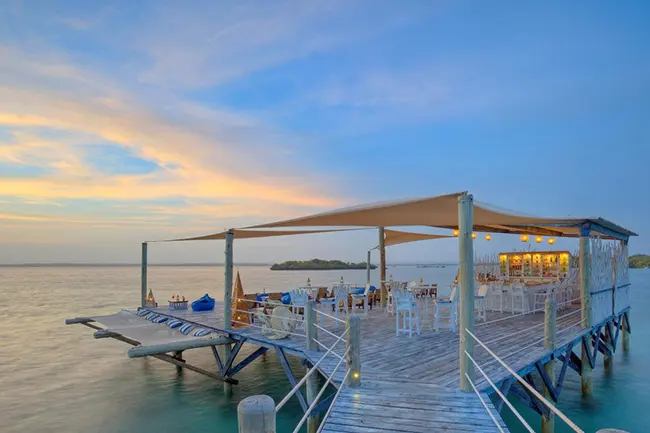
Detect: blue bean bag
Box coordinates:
(191, 294, 215, 312)
(281, 292, 291, 304)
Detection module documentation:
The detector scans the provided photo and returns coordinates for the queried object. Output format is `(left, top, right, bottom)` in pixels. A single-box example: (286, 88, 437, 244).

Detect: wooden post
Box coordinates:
(542, 297, 557, 433)
(237, 395, 276, 433)
(379, 227, 387, 308)
(305, 300, 317, 351)
(224, 230, 234, 330)
(140, 242, 148, 307)
(346, 314, 361, 387)
(458, 193, 475, 392)
(305, 366, 320, 433)
(222, 343, 233, 395)
(579, 228, 592, 396)
(622, 312, 630, 352)
(366, 250, 371, 285)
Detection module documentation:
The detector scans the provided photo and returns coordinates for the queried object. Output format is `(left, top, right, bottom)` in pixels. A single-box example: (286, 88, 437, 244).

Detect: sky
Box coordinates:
(0, 0, 649, 264)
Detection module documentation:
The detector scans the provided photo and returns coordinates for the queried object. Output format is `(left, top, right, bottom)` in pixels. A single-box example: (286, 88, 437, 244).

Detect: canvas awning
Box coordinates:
(157, 228, 364, 242)
(375, 229, 452, 248)
(247, 192, 636, 239)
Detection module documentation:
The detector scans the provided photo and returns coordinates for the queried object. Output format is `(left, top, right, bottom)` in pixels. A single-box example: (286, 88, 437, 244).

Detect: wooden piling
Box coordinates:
(346, 314, 361, 387)
(237, 395, 276, 433)
(542, 297, 557, 433)
(305, 366, 321, 433)
(622, 312, 630, 352)
(458, 193, 475, 392)
(579, 232, 592, 395)
(224, 230, 234, 330)
(378, 227, 387, 308)
(222, 343, 233, 395)
(140, 242, 148, 307)
(305, 300, 317, 352)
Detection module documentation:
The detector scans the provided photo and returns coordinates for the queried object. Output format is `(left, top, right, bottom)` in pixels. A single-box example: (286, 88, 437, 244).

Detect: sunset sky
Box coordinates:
(1, 1, 648, 264)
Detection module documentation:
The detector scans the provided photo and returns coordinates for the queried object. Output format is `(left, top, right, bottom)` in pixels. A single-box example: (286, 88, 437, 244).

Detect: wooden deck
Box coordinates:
(151, 301, 587, 433)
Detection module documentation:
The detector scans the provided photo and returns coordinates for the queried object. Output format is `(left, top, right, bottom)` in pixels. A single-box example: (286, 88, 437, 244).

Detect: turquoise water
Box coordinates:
(0, 265, 646, 432)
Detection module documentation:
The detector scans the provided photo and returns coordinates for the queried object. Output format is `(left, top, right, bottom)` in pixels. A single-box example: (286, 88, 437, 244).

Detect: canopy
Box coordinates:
(159, 228, 363, 242)
(248, 192, 636, 239)
(376, 229, 452, 248)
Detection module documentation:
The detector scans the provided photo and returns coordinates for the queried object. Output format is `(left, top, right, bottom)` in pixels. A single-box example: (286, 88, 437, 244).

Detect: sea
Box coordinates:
(1, 265, 647, 433)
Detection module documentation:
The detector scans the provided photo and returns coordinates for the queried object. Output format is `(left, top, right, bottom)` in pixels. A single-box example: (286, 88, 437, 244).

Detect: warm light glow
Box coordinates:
(520, 234, 529, 242)
(485, 234, 492, 241)
(548, 237, 556, 245)
(353, 372, 360, 379)
(452, 229, 459, 237)
(472, 232, 477, 239)
(535, 236, 543, 243)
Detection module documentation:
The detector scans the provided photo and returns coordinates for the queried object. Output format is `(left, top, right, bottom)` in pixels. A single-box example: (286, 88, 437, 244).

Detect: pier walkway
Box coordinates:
(149, 300, 587, 432)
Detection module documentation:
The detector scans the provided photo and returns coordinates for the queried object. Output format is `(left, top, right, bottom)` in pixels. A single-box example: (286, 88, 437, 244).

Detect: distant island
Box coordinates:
(271, 259, 377, 271)
(629, 254, 650, 269)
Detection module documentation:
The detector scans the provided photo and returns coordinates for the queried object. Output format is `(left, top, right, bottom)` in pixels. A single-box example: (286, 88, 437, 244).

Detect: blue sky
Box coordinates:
(0, 0, 648, 263)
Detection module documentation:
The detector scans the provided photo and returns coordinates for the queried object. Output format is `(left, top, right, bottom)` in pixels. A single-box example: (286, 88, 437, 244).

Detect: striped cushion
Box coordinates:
(166, 319, 183, 329)
(136, 309, 150, 317)
(152, 315, 168, 323)
(146, 313, 159, 321)
(178, 323, 194, 335)
(193, 328, 211, 337)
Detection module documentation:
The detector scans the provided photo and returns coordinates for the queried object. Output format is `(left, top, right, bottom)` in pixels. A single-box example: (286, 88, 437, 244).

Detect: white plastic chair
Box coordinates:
(475, 284, 490, 322)
(434, 286, 457, 332)
(350, 283, 371, 317)
(488, 282, 503, 313)
(511, 283, 529, 314)
(395, 290, 420, 337)
(386, 281, 406, 315)
(318, 285, 348, 328)
(290, 289, 310, 326)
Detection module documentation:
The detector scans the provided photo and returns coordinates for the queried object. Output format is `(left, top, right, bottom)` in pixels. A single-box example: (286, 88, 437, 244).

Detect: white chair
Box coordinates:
(290, 289, 310, 325)
(434, 286, 457, 332)
(488, 282, 503, 313)
(511, 283, 529, 314)
(350, 283, 371, 317)
(386, 281, 406, 315)
(475, 284, 490, 322)
(318, 285, 348, 328)
(395, 290, 420, 337)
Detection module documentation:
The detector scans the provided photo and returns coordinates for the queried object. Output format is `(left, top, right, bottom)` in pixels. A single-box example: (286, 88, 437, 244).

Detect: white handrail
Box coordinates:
(466, 328, 585, 433)
(465, 352, 535, 433)
(232, 308, 306, 323)
(275, 328, 349, 411)
(313, 339, 344, 359)
(314, 323, 341, 339)
(230, 320, 306, 338)
(464, 373, 507, 433)
(482, 307, 583, 345)
(477, 296, 584, 327)
(315, 309, 346, 323)
(292, 349, 350, 433)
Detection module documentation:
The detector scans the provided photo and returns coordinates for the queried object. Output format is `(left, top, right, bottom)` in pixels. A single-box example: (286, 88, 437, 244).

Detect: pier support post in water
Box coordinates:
(622, 312, 630, 352)
(458, 192, 476, 392)
(579, 227, 592, 396)
(542, 297, 557, 433)
(140, 242, 148, 307)
(378, 227, 387, 308)
(305, 366, 321, 433)
(238, 395, 276, 433)
(305, 300, 317, 352)
(221, 344, 233, 395)
(346, 314, 361, 387)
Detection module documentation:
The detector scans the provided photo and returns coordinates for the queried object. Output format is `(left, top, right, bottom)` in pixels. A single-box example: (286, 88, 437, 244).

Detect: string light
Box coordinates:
(535, 236, 543, 243)
(485, 234, 492, 241)
(520, 234, 529, 242)
(452, 229, 459, 237)
(472, 232, 477, 239)
(548, 237, 556, 245)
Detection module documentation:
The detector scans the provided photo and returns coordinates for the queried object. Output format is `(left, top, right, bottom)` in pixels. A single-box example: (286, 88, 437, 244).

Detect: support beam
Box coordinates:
(378, 227, 387, 308)
(222, 343, 234, 395)
(458, 193, 475, 392)
(494, 378, 513, 413)
(224, 230, 235, 330)
(229, 347, 268, 377)
(542, 297, 557, 433)
(366, 250, 371, 285)
(622, 311, 630, 352)
(275, 347, 308, 412)
(141, 242, 148, 307)
(603, 321, 614, 373)
(579, 229, 592, 396)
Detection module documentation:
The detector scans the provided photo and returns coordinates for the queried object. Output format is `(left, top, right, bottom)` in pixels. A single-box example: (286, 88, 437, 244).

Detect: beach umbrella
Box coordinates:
(231, 270, 250, 327)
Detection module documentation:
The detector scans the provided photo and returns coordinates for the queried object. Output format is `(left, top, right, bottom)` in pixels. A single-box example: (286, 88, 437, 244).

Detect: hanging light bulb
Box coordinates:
(452, 229, 459, 237)
(472, 232, 477, 239)
(485, 234, 492, 241)
(520, 234, 529, 242)
(548, 237, 556, 245)
(535, 236, 543, 243)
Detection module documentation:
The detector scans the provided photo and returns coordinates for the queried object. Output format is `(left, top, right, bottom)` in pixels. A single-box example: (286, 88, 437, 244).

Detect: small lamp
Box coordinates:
(548, 237, 556, 245)
(520, 234, 529, 242)
(485, 234, 492, 241)
(452, 229, 459, 237)
(535, 236, 543, 243)
(472, 232, 477, 239)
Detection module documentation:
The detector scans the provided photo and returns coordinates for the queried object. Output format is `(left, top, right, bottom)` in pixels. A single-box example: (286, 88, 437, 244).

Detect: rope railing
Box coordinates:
(315, 308, 347, 324)
(477, 295, 584, 327)
(466, 328, 585, 433)
(230, 319, 307, 338)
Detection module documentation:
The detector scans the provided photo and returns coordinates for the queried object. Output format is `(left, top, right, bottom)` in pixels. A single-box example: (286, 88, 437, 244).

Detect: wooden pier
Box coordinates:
(145, 297, 618, 433)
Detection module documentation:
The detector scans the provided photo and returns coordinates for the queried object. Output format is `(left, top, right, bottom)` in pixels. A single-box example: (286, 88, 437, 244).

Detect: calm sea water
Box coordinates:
(0, 265, 647, 433)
